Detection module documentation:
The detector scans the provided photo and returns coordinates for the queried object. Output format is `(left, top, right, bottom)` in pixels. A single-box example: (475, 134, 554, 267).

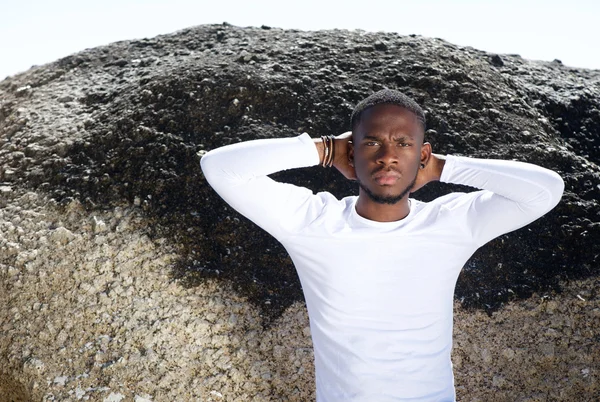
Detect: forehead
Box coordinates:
(355, 104, 424, 139)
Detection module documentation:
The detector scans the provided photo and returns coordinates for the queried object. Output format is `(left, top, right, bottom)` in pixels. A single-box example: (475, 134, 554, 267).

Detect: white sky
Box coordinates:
(1, 0, 599, 80)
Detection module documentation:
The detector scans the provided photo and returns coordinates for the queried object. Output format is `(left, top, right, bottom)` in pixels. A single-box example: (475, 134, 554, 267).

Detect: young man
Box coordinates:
(200, 89, 564, 401)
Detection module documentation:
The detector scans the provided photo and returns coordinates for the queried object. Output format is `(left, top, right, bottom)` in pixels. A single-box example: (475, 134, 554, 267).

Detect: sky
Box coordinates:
(1, 0, 599, 80)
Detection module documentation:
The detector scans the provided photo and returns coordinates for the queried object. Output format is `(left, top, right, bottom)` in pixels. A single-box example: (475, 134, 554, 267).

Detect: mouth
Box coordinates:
(372, 170, 401, 186)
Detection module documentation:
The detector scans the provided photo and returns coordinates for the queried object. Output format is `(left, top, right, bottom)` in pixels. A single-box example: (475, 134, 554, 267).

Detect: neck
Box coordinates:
(355, 191, 411, 222)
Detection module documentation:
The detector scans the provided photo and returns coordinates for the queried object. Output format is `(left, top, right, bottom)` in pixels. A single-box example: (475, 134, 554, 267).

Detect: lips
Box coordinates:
(372, 169, 401, 185)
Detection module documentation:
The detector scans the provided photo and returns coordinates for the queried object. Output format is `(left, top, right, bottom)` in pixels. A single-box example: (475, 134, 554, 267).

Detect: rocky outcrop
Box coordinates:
(0, 24, 599, 400)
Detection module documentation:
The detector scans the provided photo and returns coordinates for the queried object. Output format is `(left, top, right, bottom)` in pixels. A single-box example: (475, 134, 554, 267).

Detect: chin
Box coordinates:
(362, 186, 407, 205)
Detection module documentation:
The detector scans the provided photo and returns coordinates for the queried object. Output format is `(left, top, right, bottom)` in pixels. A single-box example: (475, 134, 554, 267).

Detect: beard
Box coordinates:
(357, 173, 417, 205)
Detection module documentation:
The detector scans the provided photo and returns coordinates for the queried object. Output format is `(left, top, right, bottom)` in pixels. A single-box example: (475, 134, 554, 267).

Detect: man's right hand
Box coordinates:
(332, 132, 357, 180)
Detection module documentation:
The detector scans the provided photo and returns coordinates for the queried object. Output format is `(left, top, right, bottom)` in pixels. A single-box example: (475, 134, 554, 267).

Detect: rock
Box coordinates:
(93, 216, 107, 233)
(15, 85, 32, 96)
(104, 392, 125, 402)
(481, 348, 493, 364)
(0, 23, 599, 402)
(53, 376, 68, 386)
(539, 342, 555, 357)
(10, 24, 596, 319)
(23, 357, 45, 372)
(490, 54, 504, 67)
(492, 375, 506, 388)
(374, 41, 388, 51)
(57, 95, 74, 103)
(501, 348, 515, 360)
(49, 226, 75, 244)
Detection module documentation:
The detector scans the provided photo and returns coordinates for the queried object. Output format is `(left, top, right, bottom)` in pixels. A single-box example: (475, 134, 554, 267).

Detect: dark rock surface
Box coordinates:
(1, 23, 599, 321)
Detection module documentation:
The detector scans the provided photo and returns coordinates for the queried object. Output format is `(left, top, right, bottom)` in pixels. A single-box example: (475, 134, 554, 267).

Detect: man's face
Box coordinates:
(349, 104, 426, 204)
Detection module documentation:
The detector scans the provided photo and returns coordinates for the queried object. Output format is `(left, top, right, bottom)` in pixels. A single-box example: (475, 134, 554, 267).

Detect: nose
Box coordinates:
(376, 143, 398, 165)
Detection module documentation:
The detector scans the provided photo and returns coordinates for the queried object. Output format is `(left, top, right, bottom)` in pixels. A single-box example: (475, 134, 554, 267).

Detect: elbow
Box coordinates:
(199, 150, 219, 187)
(199, 151, 209, 172)
(544, 170, 565, 212)
(524, 170, 565, 216)
(199, 149, 242, 192)
(550, 170, 565, 203)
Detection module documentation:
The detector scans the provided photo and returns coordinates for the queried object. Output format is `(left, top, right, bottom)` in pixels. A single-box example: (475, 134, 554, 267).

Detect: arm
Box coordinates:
(200, 133, 327, 238)
(314, 131, 357, 180)
(437, 155, 565, 246)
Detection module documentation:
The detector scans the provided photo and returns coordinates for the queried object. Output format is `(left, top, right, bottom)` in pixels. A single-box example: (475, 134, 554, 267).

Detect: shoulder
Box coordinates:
(405, 192, 487, 238)
(314, 192, 356, 214)
(301, 193, 357, 227)
(412, 190, 487, 211)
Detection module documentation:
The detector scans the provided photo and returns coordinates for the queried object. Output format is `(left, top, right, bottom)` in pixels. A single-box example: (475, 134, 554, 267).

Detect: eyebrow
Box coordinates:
(362, 135, 414, 142)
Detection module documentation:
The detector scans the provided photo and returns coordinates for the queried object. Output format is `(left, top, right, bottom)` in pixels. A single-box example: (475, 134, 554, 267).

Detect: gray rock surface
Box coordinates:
(0, 24, 599, 400)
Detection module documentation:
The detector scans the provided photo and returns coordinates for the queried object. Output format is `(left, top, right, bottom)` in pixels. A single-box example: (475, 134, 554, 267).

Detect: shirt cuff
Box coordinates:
(439, 154, 459, 183)
(297, 132, 321, 166)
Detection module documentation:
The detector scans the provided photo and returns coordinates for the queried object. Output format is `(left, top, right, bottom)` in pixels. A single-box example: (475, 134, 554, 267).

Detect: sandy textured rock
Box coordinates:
(0, 188, 597, 400)
(0, 24, 599, 400)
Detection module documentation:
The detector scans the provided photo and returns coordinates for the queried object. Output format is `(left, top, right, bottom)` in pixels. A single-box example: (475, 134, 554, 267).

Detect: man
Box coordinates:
(200, 89, 564, 401)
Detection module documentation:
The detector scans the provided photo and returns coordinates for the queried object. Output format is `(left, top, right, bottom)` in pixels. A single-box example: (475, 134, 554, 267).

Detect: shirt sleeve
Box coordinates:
(200, 133, 326, 239)
(439, 155, 565, 247)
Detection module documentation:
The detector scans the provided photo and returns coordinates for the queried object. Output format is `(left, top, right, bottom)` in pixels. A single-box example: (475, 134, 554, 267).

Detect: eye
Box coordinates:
(365, 141, 379, 146)
(396, 140, 413, 147)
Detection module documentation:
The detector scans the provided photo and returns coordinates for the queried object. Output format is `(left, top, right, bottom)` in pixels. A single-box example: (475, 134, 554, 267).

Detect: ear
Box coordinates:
(348, 139, 354, 166)
(421, 142, 432, 166)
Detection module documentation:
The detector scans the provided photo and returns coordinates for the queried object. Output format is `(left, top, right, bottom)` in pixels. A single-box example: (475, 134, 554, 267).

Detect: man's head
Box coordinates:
(349, 89, 430, 205)
(351, 89, 426, 134)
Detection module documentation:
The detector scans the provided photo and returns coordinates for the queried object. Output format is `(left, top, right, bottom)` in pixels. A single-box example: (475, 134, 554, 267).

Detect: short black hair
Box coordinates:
(350, 89, 426, 131)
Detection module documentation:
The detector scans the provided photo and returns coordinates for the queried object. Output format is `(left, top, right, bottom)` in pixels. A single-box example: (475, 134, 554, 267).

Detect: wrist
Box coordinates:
(313, 136, 336, 167)
(332, 138, 346, 168)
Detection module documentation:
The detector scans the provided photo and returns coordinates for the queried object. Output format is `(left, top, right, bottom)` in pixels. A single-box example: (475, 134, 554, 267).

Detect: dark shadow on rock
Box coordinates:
(2, 24, 599, 323)
(0, 371, 30, 402)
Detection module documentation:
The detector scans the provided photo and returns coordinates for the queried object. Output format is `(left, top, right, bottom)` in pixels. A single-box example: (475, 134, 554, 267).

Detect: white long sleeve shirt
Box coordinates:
(200, 133, 564, 402)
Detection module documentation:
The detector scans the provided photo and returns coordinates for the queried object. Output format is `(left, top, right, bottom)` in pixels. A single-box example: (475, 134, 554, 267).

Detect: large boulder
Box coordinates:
(0, 24, 598, 400)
